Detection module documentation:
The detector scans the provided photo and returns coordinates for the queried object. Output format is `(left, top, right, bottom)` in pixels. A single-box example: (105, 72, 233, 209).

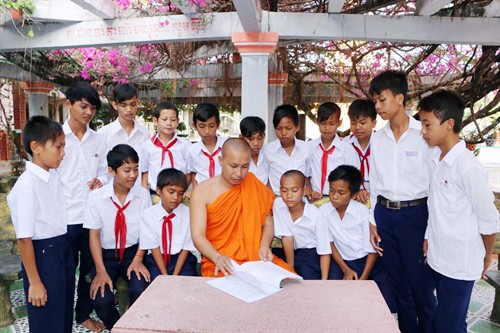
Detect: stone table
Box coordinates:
(112, 275, 399, 333)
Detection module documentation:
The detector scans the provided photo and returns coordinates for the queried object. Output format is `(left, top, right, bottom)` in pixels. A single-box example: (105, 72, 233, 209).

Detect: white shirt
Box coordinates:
(249, 152, 269, 185)
(306, 135, 359, 195)
(58, 121, 108, 225)
(426, 140, 499, 280)
(320, 200, 374, 261)
(98, 118, 150, 187)
(187, 136, 226, 184)
(273, 198, 331, 255)
(262, 138, 309, 195)
(140, 134, 191, 189)
(346, 135, 372, 192)
(369, 115, 431, 224)
(140, 203, 196, 254)
(7, 162, 67, 240)
(84, 182, 152, 249)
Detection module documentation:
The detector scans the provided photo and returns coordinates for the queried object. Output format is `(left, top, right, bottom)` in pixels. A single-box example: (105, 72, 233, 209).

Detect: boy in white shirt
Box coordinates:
(239, 116, 269, 185)
(141, 168, 197, 280)
(140, 102, 191, 193)
(98, 84, 149, 187)
(262, 105, 309, 195)
(187, 103, 226, 186)
(320, 165, 396, 312)
(58, 82, 107, 332)
(306, 102, 358, 202)
(273, 170, 331, 280)
(368, 70, 436, 333)
(346, 99, 377, 205)
(419, 90, 499, 333)
(84, 144, 152, 330)
(7, 116, 74, 333)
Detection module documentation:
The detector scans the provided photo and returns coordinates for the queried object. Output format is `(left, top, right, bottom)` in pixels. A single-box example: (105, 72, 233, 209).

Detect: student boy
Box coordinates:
(140, 168, 198, 280)
(347, 99, 377, 204)
(419, 90, 499, 333)
(368, 70, 436, 333)
(320, 165, 396, 312)
(98, 83, 149, 186)
(7, 116, 74, 333)
(140, 102, 191, 193)
(187, 103, 226, 186)
(58, 82, 107, 332)
(84, 144, 151, 330)
(273, 170, 331, 279)
(262, 105, 309, 195)
(306, 102, 358, 201)
(239, 116, 269, 185)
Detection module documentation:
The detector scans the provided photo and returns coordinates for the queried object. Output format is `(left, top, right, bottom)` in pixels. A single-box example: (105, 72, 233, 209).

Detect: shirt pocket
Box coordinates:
(88, 155, 100, 177)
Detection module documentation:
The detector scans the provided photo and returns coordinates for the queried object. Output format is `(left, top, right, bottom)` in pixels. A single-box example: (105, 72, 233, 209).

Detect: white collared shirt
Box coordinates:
(140, 203, 195, 254)
(346, 135, 372, 192)
(187, 136, 226, 184)
(7, 162, 67, 240)
(262, 138, 309, 195)
(306, 135, 359, 195)
(249, 152, 269, 185)
(58, 121, 109, 225)
(84, 182, 152, 249)
(369, 115, 431, 224)
(319, 200, 374, 261)
(140, 134, 191, 189)
(273, 198, 331, 255)
(426, 140, 499, 280)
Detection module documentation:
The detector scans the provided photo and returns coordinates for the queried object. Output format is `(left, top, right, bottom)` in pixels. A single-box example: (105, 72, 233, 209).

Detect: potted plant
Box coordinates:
(485, 132, 497, 147)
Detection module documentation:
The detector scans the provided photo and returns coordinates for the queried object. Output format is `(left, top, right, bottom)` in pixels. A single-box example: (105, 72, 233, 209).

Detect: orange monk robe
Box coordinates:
(202, 172, 294, 277)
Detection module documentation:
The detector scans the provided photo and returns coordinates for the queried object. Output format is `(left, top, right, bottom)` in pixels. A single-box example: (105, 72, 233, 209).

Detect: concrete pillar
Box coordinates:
(232, 32, 278, 141)
(268, 73, 288, 142)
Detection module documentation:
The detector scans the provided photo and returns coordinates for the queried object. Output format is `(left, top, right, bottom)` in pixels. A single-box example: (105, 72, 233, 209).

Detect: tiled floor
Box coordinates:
(2, 264, 500, 333)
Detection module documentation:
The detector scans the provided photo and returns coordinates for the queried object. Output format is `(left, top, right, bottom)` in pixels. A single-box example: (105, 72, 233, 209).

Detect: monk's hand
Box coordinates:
(214, 255, 233, 276)
(258, 246, 274, 262)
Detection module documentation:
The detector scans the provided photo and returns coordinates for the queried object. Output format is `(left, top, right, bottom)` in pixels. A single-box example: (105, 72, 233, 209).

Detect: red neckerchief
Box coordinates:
(111, 198, 131, 261)
(319, 143, 335, 193)
(351, 143, 370, 190)
(161, 212, 176, 266)
(151, 134, 178, 168)
(201, 147, 222, 178)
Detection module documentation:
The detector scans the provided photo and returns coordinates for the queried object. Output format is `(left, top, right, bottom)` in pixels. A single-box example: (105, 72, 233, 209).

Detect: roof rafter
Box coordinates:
(328, 0, 346, 13)
(68, 0, 116, 19)
(415, 0, 452, 16)
(233, 0, 262, 31)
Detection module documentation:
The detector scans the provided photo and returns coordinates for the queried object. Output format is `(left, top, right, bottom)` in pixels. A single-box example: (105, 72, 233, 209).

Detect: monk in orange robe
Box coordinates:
(190, 138, 292, 277)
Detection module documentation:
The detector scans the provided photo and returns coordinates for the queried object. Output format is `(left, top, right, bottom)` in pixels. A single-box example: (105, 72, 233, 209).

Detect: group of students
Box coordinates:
(6, 69, 499, 333)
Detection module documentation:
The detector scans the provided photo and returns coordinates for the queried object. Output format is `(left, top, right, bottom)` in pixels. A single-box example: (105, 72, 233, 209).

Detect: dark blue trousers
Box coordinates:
(432, 269, 474, 333)
(375, 203, 437, 333)
(90, 245, 149, 329)
(328, 255, 398, 313)
(294, 248, 321, 280)
(145, 252, 198, 280)
(67, 224, 94, 324)
(22, 234, 75, 333)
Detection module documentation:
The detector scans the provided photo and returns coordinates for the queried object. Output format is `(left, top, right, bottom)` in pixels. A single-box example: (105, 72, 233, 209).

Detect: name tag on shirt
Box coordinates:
(405, 151, 418, 157)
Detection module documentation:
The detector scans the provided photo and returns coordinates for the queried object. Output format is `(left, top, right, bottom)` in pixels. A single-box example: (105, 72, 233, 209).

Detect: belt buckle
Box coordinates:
(386, 200, 401, 210)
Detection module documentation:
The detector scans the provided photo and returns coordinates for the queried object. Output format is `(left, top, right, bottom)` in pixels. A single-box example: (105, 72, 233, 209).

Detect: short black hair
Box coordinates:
(193, 103, 220, 126)
(156, 168, 188, 191)
(281, 170, 306, 187)
(107, 144, 139, 172)
(273, 104, 299, 128)
(317, 102, 341, 123)
(348, 99, 377, 121)
(113, 83, 137, 103)
(417, 89, 464, 133)
(328, 165, 362, 195)
(65, 82, 101, 110)
(23, 116, 64, 156)
(154, 102, 178, 118)
(369, 70, 408, 106)
(240, 116, 266, 138)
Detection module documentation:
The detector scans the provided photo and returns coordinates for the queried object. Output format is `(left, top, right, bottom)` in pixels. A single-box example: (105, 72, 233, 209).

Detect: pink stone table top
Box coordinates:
(112, 276, 399, 333)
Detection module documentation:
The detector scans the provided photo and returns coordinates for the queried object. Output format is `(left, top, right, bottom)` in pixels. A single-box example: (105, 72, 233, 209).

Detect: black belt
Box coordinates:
(377, 196, 427, 210)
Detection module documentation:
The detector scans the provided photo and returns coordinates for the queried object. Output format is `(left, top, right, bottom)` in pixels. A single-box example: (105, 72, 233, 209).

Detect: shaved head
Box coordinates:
(221, 138, 251, 157)
(281, 170, 306, 187)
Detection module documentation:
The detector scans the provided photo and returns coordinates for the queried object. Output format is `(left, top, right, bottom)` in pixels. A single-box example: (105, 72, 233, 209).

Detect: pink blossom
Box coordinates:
(114, 0, 131, 10)
(139, 63, 153, 73)
(320, 74, 328, 81)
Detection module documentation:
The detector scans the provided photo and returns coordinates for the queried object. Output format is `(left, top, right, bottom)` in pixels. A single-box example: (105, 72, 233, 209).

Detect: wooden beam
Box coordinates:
(69, 0, 116, 19)
(328, 0, 346, 13)
(233, 0, 262, 31)
(415, 0, 452, 16)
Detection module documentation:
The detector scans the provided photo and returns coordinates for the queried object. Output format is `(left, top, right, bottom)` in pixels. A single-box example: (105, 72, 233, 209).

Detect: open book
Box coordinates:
(207, 260, 303, 303)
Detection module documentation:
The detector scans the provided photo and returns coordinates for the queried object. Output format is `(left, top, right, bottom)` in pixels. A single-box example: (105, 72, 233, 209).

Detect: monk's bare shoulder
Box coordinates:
(191, 176, 230, 206)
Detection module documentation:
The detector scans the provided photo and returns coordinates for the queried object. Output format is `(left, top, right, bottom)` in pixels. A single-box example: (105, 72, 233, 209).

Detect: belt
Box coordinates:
(377, 196, 427, 210)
